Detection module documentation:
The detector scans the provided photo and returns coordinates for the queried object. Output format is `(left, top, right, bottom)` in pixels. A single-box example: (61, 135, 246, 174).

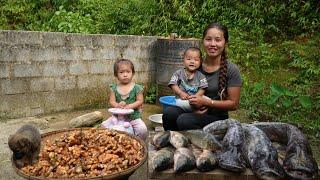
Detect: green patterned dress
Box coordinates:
(109, 83, 143, 120)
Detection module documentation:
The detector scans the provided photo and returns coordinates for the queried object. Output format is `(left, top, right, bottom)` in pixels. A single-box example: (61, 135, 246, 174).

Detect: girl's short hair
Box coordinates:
(113, 59, 135, 76)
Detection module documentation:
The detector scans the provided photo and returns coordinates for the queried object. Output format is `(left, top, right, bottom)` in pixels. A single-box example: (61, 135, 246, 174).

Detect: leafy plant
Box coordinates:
(44, 5, 94, 33)
(265, 83, 312, 109)
(145, 84, 157, 104)
(241, 80, 318, 134)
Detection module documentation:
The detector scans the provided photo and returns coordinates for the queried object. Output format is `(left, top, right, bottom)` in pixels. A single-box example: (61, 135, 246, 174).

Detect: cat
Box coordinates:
(8, 124, 41, 168)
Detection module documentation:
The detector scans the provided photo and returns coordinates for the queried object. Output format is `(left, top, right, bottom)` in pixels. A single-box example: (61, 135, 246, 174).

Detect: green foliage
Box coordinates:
(288, 47, 320, 80)
(145, 84, 157, 104)
(44, 5, 94, 33)
(241, 80, 319, 133)
(0, 0, 48, 30)
(1, 0, 319, 39)
(239, 34, 320, 135)
(265, 83, 311, 109)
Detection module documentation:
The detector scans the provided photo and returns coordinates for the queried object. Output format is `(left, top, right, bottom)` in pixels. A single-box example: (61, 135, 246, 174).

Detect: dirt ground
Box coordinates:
(0, 104, 162, 180)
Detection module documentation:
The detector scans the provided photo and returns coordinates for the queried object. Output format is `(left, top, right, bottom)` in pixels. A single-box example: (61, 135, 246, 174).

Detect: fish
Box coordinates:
(180, 130, 222, 151)
(242, 124, 285, 180)
(195, 149, 218, 172)
(190, 144, 202, 158)
(191, 144, 217, 172)
(272, 142, 287, 166)
(218, 121, 246, 172)
(173, 147, 196, 173)
(152, 131, 170, 149)
(218, 146, 246, 172)
(151, 147, 175, 171)
(203, 118, 239, 136)
(253, 122, 319, 180)
(169, 131, 189, 149)
(221, 120, 244, 147)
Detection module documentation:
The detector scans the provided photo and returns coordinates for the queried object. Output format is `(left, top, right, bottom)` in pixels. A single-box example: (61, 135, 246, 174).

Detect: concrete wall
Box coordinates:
(0, 30, 158, 119)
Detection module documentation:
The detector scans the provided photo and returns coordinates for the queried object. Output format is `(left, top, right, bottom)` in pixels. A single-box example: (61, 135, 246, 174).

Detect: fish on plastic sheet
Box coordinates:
(191, 144, 203, 158)
(253, 122, 319, 180)
(196, 149, 218, 172)
(221, 120, 244, 147)
(242, 124, 285, 180)
(151, 146, 175, 171)
(203, 118, 239, 136)
(173, 147, 196, 173)
(180, 130, 222, 151)
(272, 142, 287, 166)
(169, 131, 189, 149)
(152, 131, 170, 149)
(218, 146, 246, 173)
(191, 144, 218, 172)
(219, 120, 246, 172)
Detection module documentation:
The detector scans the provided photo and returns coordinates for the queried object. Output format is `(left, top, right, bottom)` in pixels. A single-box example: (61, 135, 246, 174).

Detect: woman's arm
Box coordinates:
(189, 86, 241, 111)
(125, 92, 143, 109)
(209, 87, 241, 110)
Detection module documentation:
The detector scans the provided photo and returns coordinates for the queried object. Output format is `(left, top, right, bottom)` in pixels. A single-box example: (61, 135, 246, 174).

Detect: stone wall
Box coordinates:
(0, 30, 158, 119)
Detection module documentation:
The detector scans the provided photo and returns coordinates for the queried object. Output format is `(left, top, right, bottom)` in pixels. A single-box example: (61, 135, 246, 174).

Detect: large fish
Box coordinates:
(218, 146, 246, 173)
(169, 131, 189, 149)
(253, 122, 319, 180)
(242, 124, 285, 179)
(218, 120, 246, 172)
(221, 120, 244, 147)
(151, 147, 175, 171)
(272, 142, 287, 166)
(192, 144, 218, 172)
(152, 131, 170, 149)
(173, 147, 196, 173)
(203, 118, 239, 136)
(180, 130, 222, 151)
(196, 150, 218, 172)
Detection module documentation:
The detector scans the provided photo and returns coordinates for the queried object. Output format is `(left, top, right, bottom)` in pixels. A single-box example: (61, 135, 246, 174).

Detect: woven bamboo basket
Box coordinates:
(11, 128, 147, 180)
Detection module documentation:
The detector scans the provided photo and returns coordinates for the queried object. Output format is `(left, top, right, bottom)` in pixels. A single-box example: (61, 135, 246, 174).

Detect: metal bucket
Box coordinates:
(156, 38, 201, 97)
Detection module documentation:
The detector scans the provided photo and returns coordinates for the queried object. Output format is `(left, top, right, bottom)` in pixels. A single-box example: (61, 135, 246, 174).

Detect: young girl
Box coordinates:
(103, 59, 148, 141)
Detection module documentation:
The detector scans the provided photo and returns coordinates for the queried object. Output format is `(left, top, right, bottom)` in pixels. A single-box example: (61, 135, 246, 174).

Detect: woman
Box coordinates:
(162, 22, 242, 130)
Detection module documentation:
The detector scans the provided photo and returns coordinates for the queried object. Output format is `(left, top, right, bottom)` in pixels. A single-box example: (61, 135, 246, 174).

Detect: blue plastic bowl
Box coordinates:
(159, 96, 176, 110)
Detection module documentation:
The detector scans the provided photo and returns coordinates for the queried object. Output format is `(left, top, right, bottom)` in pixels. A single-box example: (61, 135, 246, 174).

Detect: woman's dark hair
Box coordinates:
(203, 23, 229, 100)
(184, 47, 202, 61)
(202, 23, 229, 42)
(113, 59, 135, 76)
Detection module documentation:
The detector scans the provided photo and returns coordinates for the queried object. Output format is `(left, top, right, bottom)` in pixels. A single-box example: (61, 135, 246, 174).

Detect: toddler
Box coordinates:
(101, 59, 148, 141)
(168, 47, 208, 111)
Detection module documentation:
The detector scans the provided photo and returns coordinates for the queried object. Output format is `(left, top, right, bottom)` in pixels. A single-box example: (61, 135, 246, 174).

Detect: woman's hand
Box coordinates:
(188, 95, 208, 114)
(188, 94, 205, 106)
